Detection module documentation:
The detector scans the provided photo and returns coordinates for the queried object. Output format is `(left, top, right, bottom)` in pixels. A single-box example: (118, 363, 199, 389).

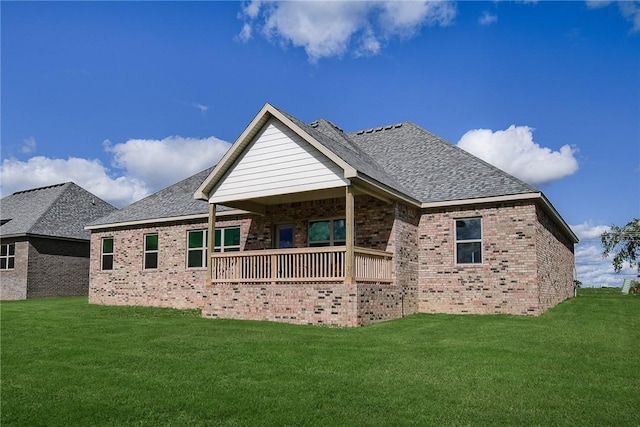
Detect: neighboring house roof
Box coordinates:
(86, 167, 238, 230)
(0, 182, 117, 241)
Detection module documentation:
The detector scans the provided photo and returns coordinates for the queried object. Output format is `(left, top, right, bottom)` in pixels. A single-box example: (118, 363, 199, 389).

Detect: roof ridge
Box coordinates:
(11, 182, 69, 195)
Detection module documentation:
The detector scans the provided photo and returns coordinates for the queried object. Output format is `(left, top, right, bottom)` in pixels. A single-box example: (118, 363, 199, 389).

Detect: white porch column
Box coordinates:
(345, 185, 355, 284)
(207, 203, 216, 284)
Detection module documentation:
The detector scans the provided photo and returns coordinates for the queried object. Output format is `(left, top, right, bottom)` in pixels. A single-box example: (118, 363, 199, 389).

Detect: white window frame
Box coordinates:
(143, 233, 159, 270)
(214, 227, 241, 253)
(101, 237, 114, 271)
(308, 218, 346, 247)
(0, 243, 15, 270)
(455, 217, 483, 265)
(187, 229, 208, 268)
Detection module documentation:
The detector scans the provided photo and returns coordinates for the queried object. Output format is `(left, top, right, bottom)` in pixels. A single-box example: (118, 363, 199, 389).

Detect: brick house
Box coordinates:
(1, 182, 116, 300)
(87, 103, 578, 326)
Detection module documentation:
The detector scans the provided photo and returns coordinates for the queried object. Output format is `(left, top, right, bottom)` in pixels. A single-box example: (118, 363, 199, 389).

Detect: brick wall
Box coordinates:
(205, 196, 408, 326)
(26, 237, 90, 298)
(0, 237, 90, 300)
(535, 205, 575, 311)
(89, 217, 250, 309)
(0, 239, 28, 300)
(89, 196, 574, 324)
(418, 201, 545, 315)
(389, 203, 420, 316)
(202, 282, 359, 326)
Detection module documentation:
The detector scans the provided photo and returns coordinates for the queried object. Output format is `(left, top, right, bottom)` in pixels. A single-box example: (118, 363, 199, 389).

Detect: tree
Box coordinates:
(601, 218, 640, 277)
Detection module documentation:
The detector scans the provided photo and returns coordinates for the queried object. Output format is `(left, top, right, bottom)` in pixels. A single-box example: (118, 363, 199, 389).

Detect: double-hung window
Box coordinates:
(144, 234, 159, 270)
(214, 227, 240, 252)
(101, 238, 114, 271)
(455, 218, 482, 264)
(308, 219, 346, 247)
(187, 230, 208, 268)
(0, 243, 15, 270)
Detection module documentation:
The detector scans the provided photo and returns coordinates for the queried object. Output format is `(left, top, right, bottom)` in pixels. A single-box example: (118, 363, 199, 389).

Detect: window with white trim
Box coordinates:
(144, 234, 159, 269)
(308, 219, 346, 247)
(214, 227, 240, 252)
(187, 230, 208, 268)
(101, 237, 114, 271)
(455, 218, 482, 264)
(0, 243, 15, 270)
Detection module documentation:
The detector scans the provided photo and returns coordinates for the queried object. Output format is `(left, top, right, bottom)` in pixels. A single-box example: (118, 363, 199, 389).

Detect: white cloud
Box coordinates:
(238, 22, 253, 42)
(478, 11, 498, 26)
(585, 1, 613, 9)
(0, 156, 148, 208)
(1, 136, 231, 208)
(194, 103, 209, 114)
(618, 1, 640, 32)
(104, 136, 229, 191)
(238, 1, 456, 62)
(21, 137, 37, 154)
(586, 1, 640, 32)
(571, 221, 637, 288)
(571, 221, 610, 241)
(456, 125, 579, 185)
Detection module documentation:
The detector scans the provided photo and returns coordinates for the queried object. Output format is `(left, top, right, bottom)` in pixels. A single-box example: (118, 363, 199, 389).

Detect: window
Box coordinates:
(187, 230, 208, 268)
(214, 227, 240, 252)
(101, 238, 114, 270)
(0, 243, 15, 270)
(275, 224, 294, 249)
(144, 234, 159, 269)
(308, 219, 346, 247)
(455, 218, 482, 264)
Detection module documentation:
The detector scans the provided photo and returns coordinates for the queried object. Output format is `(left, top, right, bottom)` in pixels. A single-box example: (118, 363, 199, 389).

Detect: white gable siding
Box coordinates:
(210, 118, 348, 203)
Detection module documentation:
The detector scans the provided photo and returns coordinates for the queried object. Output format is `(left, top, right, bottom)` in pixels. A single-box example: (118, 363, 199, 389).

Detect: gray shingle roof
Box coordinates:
(88, 105, 541, 229)
(278, 104, 536, 203)
(88, 167, 233, 227)
(0, 182, 117, 240)
(346, 122, 538, 202)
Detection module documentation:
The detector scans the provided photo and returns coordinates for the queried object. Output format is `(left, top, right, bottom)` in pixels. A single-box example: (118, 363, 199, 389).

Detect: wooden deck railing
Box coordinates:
(211, 246, 392, 284)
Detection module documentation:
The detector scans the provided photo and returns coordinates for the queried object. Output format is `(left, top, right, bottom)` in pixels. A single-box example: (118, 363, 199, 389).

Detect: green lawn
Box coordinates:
(2, 289, 638, 426)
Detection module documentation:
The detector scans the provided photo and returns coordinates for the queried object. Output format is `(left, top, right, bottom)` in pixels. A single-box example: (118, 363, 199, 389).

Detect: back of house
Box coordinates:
(86, 103, 578, 326)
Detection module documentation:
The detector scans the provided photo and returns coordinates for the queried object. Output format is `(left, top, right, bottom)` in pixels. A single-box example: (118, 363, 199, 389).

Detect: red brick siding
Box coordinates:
(89, 217, 250, 309)
(418, 202, 543, 315)
(202, 282, 359, 326)
(535, 205, 575, 311)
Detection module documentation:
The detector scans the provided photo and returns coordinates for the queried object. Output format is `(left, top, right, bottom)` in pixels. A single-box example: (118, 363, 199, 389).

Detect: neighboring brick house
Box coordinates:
(0, 182, 116, 300)
(87, 103, 578, 326)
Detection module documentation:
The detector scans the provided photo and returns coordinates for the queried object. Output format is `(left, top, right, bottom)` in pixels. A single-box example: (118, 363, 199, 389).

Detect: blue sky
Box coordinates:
(2, 1, 639, 286)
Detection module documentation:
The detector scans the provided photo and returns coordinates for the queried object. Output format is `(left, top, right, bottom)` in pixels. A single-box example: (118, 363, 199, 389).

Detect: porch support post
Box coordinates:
(345, 185, 355, 284)
(207, 203, 216, 284)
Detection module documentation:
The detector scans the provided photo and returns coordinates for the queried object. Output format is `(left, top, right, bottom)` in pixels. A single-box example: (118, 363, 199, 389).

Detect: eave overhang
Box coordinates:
(421, 192, 578, 244)
(84, 209, 248, 232)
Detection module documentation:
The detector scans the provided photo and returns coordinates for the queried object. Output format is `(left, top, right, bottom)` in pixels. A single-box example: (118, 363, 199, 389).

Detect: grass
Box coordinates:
(2, 289, 638, 426)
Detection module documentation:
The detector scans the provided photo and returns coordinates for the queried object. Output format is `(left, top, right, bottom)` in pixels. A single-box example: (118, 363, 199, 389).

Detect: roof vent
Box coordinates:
(12, 182, 66, 195)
